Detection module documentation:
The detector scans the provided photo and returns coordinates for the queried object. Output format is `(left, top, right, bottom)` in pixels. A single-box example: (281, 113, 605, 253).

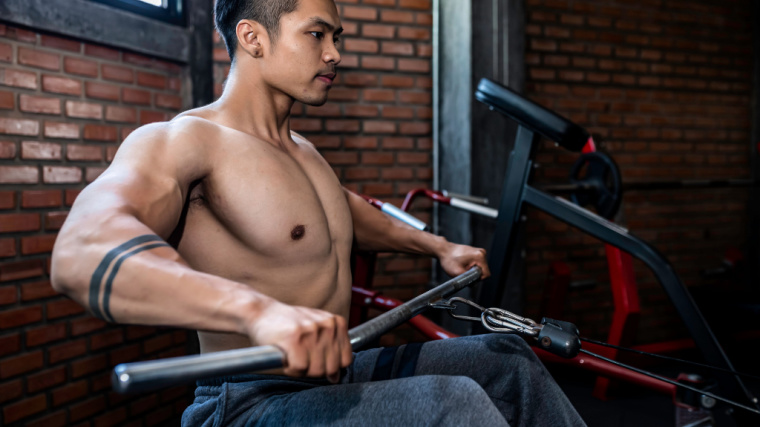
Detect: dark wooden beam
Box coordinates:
(186, 0, 214, 107)
(0, 0, 190, 63)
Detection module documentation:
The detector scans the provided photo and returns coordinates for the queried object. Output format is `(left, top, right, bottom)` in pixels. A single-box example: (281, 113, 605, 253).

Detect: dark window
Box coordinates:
(90, 0, 185, 26)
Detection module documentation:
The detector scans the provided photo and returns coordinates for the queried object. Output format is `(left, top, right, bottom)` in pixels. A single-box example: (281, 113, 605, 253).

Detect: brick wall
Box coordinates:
(522, 0, 753, 342)
(212, 0, 435, 344)
(0, 23, 192, 426)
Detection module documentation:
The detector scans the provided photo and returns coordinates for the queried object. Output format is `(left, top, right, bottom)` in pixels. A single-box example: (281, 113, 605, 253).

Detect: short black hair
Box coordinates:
(214, 0, 300, 62)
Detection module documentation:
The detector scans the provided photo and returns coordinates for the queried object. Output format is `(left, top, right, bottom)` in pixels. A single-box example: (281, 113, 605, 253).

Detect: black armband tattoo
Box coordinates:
(88, 235, 170, 322)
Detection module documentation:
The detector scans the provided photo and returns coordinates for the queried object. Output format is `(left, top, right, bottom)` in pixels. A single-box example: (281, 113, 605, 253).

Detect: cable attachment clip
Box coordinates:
(429, 298, 581, 359)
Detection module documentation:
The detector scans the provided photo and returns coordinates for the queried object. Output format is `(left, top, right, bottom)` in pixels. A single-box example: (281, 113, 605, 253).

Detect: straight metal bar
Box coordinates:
(112, 267, 481, 394)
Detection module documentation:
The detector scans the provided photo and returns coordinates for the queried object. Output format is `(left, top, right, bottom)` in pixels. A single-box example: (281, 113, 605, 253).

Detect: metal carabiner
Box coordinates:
(428, 296, 486, 322)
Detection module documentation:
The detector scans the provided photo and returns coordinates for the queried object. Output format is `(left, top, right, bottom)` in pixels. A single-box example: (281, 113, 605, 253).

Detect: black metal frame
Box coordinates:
(473, 78, 759, 424)
(90, 0, 185, 26)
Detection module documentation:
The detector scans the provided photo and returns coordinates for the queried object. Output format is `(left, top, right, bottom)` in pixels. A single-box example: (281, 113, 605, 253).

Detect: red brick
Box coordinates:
(0, 42, 11, 62)
(51, 380, 88, 408)
(323, 152, 359, 165)
(326, 119, 360, 132)
(381, 10, 415, 23)
(399, 122, 431, 135)
(42, 74, 82, 96)
(143, 332, 173, 354)
(362, 152, 394, 165)
(0, 379, 22, 404)
(363, 183, 393, 195)
(363, 24, 395, 38)
(64, 57, 98, 77)
(363, 89, 395, 102)
(71, 317, 106, 336)
(2, 394, 47, 423)
(43, 166, 82, 184)
(342, 72, 378, 87)
(47, 298, 85, 319)
(0, 191, 15, 209)
(44, 121, 80, 139)
(343, 6, 378, 20)
(168, 77, 181, 92)
(122, 88, 151, 105)
(85, 44, 120, 60)
(66, 101, 103, 119)
(381, 137, 413, 149)
(397, 152, 430, 164)
(0, 213, 40, 233)
(67, 144, 103, 161)
(306, 104, 341, 117)
(0, 68, 37, 89)
(19, 94, 62, 115)
(345, 104, 379, 117)
(71, 353, 107, 378)
(65, 189, 81, 206)
(361, 56, 395, 70)
(381, 75, 414, 88)
(399, 26, 431, 42)
(21, 280, 58, 301)
(18, 47, 60, 70)
(48, 338, 87, 364)
(83, 124, 117, 141)
(0, 165, 38, 184)
(0, 90, 13, 109)
(137, 71, 166, 89)
(95, 406, 127, 427)
(26, 323, 67, 348)
(382, 41, 414, 56)
(91, 329, 124, 350)
(398, 58, 430, 73)
(0, 350, 43, 378)
(345, 167, 379, 180)
(22, 190, 62, 208)
(21, 234, 57, 255)
(155, 93, 182, 110)
(0, 238, 15, 258)
(25, 410, 67, 427)
(44, 211, 68, 231)
(0, 259, 44, 282)
(0, 140, 15, 158)
(0, 118, 40, 136)
(21, 141, 62, 160)
(0, 284, 15, 304)
(140, 110, 168, 124)
(102, 64, 134, 83)
(399, 91, 430, 104)
(382, 106, 414, 119)
(68, 395, 106, 422)
(86, 81, 120, 101)
(363, 120, 396, 133)
(344, 39, 379, 53)
(344, 136, 378, 149)
(41, 34, 81, 52)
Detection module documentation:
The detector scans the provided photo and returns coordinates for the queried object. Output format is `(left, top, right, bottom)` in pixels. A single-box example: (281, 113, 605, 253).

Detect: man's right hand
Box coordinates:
(244, 301, 353, 383)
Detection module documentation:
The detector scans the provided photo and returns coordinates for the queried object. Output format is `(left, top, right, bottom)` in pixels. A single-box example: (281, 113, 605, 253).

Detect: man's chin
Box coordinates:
(299, 95, 329, 107)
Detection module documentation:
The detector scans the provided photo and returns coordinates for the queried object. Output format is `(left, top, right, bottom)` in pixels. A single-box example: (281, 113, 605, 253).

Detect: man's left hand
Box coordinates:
(437, 242, 491, 279)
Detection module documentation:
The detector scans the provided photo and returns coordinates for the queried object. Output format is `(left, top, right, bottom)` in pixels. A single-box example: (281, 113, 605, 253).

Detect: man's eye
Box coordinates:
(310, 31, 324, 39)
(333, 37, 341, 46)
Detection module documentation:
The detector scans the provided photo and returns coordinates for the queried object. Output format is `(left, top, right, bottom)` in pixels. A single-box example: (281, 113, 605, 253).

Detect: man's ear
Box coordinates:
(236, 19, 269, 58)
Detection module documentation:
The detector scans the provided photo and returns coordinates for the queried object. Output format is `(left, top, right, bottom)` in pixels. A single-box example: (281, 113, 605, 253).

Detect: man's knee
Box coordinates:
(423, 376, 507, 424)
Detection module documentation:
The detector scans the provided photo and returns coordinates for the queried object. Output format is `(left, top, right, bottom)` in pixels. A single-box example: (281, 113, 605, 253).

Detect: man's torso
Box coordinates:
(168, 113, 354, 353)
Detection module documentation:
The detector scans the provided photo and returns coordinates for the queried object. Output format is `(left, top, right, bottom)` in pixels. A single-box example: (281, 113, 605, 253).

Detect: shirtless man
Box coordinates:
(51, 0, 585, 425)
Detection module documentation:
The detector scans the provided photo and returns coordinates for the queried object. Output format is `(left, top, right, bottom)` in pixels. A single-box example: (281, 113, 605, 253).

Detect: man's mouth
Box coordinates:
(316, 72, 336, 85)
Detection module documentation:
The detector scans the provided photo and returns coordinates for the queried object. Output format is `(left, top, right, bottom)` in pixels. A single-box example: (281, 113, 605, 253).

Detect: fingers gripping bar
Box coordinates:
(112, 266, 482, 394)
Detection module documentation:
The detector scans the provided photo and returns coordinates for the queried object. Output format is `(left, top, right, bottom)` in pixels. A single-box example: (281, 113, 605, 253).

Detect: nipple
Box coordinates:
(291, 224, 306, 240)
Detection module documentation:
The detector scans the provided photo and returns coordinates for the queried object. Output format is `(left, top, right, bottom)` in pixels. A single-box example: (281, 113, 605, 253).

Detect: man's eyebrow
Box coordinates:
(308, 17, 343, 35)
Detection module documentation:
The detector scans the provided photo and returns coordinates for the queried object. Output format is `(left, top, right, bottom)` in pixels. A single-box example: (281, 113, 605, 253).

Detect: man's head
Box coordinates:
(215, 0, 299, 61)
(215, 0, 343, 106)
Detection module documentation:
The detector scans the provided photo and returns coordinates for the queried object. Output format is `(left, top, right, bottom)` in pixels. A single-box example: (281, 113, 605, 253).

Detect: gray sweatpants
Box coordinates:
(181, 334, 586, 426)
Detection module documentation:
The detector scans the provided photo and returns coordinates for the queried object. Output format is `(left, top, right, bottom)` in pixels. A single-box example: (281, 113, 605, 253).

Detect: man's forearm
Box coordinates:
(345, 188, 448, 257)
(51, 212, 271, 336)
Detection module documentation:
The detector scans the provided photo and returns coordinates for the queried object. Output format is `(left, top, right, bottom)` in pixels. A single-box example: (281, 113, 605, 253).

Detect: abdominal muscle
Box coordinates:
(176, 201, 354, 354)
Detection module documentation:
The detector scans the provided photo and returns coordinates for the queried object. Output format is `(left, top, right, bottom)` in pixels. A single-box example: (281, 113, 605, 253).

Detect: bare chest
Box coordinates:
(179, 139, 352, 266)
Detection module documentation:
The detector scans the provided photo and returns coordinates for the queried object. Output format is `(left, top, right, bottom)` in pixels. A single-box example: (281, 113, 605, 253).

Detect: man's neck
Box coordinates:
(213, 65, 295, 149)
